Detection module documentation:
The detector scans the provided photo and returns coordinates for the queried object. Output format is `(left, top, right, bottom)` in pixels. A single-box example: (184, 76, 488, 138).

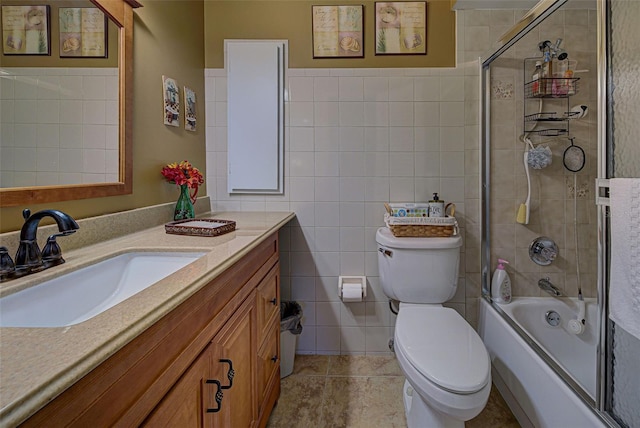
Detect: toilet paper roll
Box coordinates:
(341, 283, 363, 302)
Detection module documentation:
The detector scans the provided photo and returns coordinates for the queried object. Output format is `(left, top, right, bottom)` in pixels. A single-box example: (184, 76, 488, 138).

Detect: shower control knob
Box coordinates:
(540, 246, 557, 261)
(529, 236, 559, 266)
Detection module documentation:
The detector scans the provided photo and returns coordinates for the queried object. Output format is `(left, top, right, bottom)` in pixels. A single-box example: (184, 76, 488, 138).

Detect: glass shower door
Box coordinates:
(604, 0, 640, 426)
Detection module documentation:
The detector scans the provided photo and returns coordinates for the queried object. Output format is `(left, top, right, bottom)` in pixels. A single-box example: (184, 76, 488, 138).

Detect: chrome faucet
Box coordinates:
(3, 209, 79, 280)
(538, 277, 563, 297)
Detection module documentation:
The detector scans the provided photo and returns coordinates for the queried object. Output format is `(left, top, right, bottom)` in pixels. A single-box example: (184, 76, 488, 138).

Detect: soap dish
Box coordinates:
(165, 219, 236, 237)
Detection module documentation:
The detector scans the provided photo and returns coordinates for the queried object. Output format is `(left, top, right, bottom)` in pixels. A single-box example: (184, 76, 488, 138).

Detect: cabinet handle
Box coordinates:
(271, 355, 278, 363)
(205, 379, 223, 413)
(219, 358, 235, 390)
(270, 297, 277, 305)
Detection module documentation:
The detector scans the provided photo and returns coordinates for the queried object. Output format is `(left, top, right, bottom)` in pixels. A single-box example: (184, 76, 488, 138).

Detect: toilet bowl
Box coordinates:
(394, 303, 491, 427)
(375, 228, 491, 427)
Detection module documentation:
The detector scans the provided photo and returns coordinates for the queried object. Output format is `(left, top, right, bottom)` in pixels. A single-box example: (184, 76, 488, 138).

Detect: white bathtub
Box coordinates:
(478, 297, 605, 428)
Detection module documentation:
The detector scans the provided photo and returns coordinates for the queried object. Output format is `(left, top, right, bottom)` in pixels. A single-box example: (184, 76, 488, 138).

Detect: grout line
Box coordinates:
(316, 375, 329, 426)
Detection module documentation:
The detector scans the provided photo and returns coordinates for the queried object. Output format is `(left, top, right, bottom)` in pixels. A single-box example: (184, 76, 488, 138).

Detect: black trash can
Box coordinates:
(280, 301, 303, 378)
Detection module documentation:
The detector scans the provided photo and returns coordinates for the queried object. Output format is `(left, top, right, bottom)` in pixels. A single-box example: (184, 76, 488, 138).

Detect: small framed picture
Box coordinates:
(2, 5, 51, 55)
(59, 7, 107, 58)
(184, 86, 197, 132)
(375, 2, 427, 55)
(162, 76, 180, 127)
(312, 5, 363, 58)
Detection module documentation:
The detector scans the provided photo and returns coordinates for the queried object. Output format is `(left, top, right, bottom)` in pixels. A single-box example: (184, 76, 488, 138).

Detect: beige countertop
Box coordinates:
(0, 211, 295, 427)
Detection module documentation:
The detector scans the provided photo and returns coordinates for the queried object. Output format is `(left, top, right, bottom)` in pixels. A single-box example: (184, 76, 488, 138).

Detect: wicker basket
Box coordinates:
(384, 203, 457, 238)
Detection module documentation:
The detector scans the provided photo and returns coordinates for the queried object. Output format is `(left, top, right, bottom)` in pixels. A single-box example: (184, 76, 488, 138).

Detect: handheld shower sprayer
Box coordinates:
(568, 294, 586, 335)
(552, 38, 568, 60)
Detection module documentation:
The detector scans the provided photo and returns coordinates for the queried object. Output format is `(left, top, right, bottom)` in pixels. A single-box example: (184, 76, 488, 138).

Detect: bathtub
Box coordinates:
(478, 297, 606, 428)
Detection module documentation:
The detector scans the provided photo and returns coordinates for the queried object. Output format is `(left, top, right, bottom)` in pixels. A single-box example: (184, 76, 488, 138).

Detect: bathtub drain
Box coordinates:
(545, 310, 561, 327)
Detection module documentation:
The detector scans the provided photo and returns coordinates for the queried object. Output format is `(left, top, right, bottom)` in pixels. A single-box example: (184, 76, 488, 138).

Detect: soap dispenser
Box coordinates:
(428, 193, 444, 217)
(491, 259, 512, 304)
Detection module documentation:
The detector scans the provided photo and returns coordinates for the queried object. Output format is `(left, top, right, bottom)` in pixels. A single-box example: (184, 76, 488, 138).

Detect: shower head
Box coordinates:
(555, 49, 568, 60)
(538, 38, 569, 60)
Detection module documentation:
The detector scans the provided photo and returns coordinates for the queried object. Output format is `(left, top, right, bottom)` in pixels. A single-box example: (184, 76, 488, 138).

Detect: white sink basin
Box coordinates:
(0, 251, 205, 328)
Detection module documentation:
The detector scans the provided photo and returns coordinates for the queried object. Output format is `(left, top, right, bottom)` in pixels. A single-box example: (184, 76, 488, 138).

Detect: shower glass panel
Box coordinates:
(482, 0, 600, 407)
(606, 0, 640, 426)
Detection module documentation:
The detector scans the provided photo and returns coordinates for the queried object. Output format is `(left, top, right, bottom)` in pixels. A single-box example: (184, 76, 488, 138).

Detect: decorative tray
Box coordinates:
(164, 219, 236, 237)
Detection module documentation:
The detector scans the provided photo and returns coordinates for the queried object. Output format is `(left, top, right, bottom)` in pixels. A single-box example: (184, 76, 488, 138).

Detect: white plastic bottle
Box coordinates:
(491, 259, 512, 304)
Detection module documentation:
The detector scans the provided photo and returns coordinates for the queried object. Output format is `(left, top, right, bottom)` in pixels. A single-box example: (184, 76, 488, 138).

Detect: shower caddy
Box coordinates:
(523, 57, 580, 139)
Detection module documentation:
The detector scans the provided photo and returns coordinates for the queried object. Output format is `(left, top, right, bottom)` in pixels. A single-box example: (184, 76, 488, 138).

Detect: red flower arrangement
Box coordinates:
(161, 160, 204, 204)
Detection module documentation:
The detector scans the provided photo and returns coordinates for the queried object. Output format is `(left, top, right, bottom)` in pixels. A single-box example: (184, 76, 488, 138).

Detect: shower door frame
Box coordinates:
(599, 1, 640, 426)
(480, 0, 618, 426)
(596, 0, 612, 417)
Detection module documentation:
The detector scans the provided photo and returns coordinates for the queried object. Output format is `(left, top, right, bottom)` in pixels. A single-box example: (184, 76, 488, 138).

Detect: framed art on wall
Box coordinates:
(163, 76, 180, 127)
(312, 5, 363, 58)
(1, 5, 50, 55)
(375, 1, 426, 55)
(184, 86, 197, 132)
(59, 7, 107, 58)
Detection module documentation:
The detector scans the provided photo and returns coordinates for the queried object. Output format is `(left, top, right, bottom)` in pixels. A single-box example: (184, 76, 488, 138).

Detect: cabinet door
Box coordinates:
(256, 264, 279, 343)
(142, 344, 213, 427)
(257, 319, 279, 414)
(144, 297, 256, 428)
(207, 297, 256, 428)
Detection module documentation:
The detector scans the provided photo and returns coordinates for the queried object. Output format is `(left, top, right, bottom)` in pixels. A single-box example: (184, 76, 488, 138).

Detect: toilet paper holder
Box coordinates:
(338, 276, 367, 302)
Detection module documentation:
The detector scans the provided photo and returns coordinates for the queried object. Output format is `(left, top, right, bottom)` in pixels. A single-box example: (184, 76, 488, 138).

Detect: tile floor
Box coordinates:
(267, 355, 520, 428)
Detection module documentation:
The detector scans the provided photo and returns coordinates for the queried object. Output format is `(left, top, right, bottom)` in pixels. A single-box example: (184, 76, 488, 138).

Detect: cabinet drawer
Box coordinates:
(256, 264, 279, 343)
(257, 318, 279, 412)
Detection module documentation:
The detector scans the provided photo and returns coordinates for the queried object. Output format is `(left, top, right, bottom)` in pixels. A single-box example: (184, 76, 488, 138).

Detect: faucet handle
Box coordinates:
(41, 233, 68, 268)
(22, 208, 31, 221)
(540, 246, 557, 261)
(529, 236, 559, 266)
(0, 246, 16, 282)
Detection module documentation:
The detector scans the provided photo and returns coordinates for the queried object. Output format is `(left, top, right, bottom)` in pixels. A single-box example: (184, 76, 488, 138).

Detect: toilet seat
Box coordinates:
(395, 304, 490, 394)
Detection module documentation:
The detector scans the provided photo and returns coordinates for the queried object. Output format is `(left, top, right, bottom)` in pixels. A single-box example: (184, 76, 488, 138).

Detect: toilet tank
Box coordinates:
(376, 227, 462, 303)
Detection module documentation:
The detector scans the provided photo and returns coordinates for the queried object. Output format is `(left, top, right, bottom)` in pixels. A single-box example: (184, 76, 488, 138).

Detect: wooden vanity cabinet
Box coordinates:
(144, 295, 256, 427)
(21, 233, 281, 428)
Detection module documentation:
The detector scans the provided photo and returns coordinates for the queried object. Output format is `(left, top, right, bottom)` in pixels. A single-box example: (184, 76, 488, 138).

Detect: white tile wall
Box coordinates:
(0, 67, 119, 188)
(202, 10, 514, 354)
(206, 83, 474, 354)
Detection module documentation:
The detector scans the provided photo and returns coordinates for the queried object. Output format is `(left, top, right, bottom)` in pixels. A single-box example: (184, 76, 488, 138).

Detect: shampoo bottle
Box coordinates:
(491, 259, 512, 304)
(531, 61, 542, 96)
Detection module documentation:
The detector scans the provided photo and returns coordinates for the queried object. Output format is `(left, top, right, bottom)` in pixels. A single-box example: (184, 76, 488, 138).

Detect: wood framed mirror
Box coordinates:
(0, 0, 141, 207)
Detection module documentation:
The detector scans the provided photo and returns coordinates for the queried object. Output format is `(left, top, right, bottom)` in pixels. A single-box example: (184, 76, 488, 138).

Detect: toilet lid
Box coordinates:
(395, 305, 490, 394)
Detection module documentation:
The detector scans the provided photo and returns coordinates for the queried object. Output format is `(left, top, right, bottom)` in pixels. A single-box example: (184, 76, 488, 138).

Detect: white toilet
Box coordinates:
(376, 227, 491, 428)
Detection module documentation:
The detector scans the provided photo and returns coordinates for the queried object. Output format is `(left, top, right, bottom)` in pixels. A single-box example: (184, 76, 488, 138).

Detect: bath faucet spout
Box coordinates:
(538, 277, 563, 297)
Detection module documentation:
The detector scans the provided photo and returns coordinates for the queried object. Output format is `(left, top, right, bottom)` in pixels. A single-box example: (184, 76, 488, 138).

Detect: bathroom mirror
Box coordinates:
(0, 0, 141, 207)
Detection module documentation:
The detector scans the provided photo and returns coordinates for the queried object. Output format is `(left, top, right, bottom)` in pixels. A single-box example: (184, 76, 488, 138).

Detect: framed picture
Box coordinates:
(162, 76, 180, 127)
(59, 7, 107, 58)
(1, 5, 50, 55)
(184, 86, 197, 132)
(375, 2, 426, 55)
(312, 5, 363, 58)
